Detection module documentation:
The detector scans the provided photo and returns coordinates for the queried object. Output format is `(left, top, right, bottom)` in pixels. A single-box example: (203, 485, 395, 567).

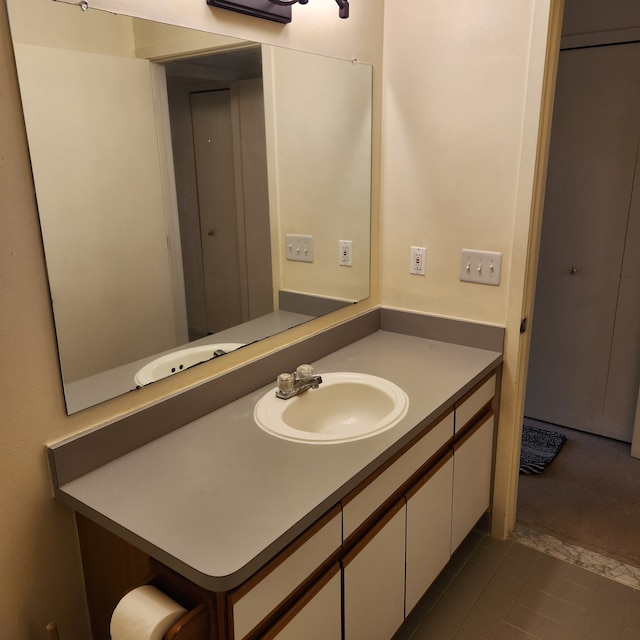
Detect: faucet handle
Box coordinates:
(295, 364, 315, 381)
(277, 372, 294, 394)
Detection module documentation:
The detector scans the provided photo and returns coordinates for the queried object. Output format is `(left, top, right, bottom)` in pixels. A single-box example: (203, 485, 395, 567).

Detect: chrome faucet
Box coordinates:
(276, 364, 323, 399)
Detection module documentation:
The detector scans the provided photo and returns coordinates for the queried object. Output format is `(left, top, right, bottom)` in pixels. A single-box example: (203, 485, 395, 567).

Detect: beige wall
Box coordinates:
(0, 3, 91, 634)
(0, 0, 563, 636)
(381, 0, 542, 324)
(380, 0, 562, 540)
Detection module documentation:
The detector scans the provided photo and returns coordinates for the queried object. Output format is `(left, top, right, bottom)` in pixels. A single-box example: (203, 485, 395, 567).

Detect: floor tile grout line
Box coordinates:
(442, 533, 520, 640)
(396, 533, 493, 640)
(396, 530, 640, 640)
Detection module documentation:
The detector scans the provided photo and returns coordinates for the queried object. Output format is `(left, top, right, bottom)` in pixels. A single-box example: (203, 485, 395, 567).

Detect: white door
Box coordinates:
(167, 72, 274, 340)
(526, 43, 640, 440)
(191, 89, 246, 334)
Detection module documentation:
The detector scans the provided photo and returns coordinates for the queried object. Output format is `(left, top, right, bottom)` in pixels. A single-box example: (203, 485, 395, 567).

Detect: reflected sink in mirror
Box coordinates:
(254, 373, 409, 444)
(135, 343, 245, 386)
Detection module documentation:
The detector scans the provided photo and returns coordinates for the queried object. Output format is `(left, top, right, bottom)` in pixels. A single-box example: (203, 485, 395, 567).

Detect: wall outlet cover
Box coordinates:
(339, 240, 353, 266)
(410, 246, 427, 276)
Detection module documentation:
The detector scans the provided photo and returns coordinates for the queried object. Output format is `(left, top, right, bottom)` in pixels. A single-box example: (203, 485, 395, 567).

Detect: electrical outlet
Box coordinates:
(410, 246, 427, 275)
(339, 240, 353, 266)
(459, 249, 502, 285)
(285, 234, 314, 263)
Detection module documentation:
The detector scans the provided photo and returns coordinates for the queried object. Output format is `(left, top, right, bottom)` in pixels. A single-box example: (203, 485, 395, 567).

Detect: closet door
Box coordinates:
(526, 43, 640, 439)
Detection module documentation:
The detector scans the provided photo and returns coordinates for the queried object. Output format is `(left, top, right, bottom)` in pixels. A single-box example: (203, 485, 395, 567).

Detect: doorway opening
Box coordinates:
(164, 46, 273, 341)
(518, 20, 640, 571)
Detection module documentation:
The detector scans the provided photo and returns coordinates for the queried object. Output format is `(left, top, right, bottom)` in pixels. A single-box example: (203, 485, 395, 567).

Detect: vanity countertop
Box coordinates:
(55, 330, 501, 591)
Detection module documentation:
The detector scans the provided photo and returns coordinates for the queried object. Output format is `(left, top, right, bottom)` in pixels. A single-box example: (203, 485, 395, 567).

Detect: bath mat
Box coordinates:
(519, 424, 566, 474)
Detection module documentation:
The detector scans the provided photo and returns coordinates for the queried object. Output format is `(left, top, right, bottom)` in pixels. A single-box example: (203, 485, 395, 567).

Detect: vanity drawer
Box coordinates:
(260, 564, 341, 640)
(228, 506, 342, 640)
(455, 373, 496, 434)
(342, 410, 453, 540)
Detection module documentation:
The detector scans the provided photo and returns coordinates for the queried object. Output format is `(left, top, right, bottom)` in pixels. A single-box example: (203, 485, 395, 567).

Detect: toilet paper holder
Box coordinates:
(164, 603, 208, 640)
(114, 574, 210, 640)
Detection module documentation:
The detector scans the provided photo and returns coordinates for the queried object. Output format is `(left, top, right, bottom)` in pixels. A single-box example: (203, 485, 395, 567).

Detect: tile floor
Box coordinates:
(393, 529, 640, 640)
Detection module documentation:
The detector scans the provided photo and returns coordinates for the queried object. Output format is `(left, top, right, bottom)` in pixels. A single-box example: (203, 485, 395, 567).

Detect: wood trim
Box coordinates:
(341, 407, 453, 509)
(227, 505, 341, 604)
(455, 371, 495, 405)
(340, 409, 453, 545)
(238, 551, 343, 640)
(341, 436, 453, 548)
(455, 400, 493, 440)
(454, 371, 496, 435)
(453, 411, 495, 450)
(405, 450, 454, 501)
(216, 592, 228, 640)
(342, 499, 405, 569)
(258, 564, 341, 640)
(226, 505, 341, 640)
(147, 561, 218, 639)
(76, 514, 151, 640)
(166, 604, 210, 640)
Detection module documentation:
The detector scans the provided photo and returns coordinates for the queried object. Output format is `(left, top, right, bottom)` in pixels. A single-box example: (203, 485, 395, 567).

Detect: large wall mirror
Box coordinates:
(8, 0, 372, 413)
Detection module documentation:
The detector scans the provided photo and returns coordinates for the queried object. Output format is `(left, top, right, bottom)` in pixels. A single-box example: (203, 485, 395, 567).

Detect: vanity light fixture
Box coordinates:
(207, 0, 349, 24)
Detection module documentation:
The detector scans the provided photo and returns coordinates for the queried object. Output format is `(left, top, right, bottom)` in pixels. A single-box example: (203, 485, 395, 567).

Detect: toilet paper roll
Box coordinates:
(110, 585, 187, 640)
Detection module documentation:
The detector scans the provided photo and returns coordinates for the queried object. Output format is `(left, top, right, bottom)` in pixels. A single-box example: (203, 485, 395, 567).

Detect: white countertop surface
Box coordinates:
(57, 330, 501, 591)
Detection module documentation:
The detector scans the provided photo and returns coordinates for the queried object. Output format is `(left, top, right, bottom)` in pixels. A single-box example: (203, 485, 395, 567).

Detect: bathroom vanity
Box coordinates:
(48, 310, 502, 640)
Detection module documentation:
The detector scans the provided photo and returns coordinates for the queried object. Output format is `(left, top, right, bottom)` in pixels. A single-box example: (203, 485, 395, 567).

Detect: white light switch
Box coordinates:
(285, 234, 314, 263)
(459, 249, 502, 285)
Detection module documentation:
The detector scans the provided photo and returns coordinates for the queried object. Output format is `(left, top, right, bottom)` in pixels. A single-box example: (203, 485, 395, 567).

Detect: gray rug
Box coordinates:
(519, 423, 566, 474)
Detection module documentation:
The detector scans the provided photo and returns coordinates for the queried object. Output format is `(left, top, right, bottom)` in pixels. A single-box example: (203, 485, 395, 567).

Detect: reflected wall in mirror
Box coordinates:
(7, 0, 372, 413)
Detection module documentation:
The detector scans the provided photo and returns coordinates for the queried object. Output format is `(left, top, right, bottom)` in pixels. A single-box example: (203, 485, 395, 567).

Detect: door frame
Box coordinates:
(150, 62, 189, 345)
(491, 0, 565, 539)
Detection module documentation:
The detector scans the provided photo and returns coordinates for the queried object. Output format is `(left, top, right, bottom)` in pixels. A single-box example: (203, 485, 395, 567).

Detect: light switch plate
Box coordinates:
(459, 249, 502, 285)
(286, 234, 314, 263)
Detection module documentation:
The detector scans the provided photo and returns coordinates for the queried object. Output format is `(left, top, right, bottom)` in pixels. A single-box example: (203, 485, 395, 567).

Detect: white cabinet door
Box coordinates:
(451, 414, 494, 552)
(230, 508, 342, 640)
(266, 566, 342, 640)
(343, 411, 453, 539)
(343, 501, 406, 640)
(405, 453, 453, 614)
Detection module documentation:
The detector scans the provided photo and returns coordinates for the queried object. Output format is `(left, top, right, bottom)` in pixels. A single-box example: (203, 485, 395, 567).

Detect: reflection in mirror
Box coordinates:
(8, 0, 372, 413)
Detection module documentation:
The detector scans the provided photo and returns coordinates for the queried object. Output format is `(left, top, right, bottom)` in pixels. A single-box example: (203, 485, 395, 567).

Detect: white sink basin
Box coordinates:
(254, 372, 409, 444)
(134, 343, 245, 386)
